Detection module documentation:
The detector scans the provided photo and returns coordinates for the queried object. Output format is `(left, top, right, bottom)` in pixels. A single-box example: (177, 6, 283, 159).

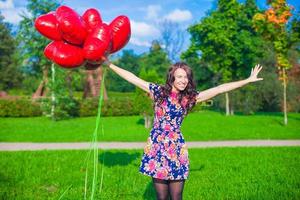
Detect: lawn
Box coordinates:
(0, 111, 299, 142)
(0, 147, 299, 199)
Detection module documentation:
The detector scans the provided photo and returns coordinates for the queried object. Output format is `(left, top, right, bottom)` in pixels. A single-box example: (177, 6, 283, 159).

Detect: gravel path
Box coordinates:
(1, 140, 300, 151)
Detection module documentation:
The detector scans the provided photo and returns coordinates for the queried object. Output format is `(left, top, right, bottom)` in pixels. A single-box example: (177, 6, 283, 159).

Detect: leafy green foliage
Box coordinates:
(253, 0, 293, 70)
(107, 42, 170, 93)
(79, 97, 139, 117)
(17, 0, 60, 75)
(139, 41, 171, 78)
(0, 98, 42, 117)
(40, 65, 80, 120)
(0, 12, 22, 90)
(134, 68, 161, 118)
(107, 50, 141, 92)
(183, 0, 265, 83)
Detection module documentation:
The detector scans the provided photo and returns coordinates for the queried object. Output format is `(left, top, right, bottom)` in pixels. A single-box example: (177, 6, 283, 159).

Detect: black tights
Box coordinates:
(153, 178, 185, 200)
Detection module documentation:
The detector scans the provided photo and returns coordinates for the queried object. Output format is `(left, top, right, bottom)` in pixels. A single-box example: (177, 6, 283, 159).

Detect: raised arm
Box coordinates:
(106, 61, 150, 93)
(196, 64, 263, 103)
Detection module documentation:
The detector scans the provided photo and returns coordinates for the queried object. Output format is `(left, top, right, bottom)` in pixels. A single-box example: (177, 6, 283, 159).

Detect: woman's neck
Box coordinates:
(171, 86, 179, 94)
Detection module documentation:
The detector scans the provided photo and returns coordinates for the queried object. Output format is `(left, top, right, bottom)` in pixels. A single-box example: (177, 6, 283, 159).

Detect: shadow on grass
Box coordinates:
(143, 181, 156, 200)
(136, 117, 154, 126)
(0, 172, 10, 183)
(271, 118, 285, 126)
(234, 112, 300, 121)
(141, 165, 205, 200)
(98, 151, 141, 167)
(234, 112, 283, 117)
(136, 118, 144, 125)
(190, 164, 205, 172)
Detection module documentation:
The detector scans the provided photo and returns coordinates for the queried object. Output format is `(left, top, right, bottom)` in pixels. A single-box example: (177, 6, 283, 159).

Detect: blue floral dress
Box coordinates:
(139, 83, 190, 180)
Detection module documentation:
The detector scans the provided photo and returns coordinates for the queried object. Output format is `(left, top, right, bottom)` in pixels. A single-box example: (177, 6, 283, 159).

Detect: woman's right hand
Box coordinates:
(247, 64, 263, 83)
(101, 56, 111, 66)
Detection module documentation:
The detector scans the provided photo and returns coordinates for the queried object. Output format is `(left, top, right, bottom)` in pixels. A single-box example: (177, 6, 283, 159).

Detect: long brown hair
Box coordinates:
(158, 62, 198, 113)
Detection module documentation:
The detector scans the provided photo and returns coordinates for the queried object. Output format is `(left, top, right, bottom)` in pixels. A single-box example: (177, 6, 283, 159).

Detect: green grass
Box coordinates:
(0, 147, 299, 199)
(0, 111, 300, 142)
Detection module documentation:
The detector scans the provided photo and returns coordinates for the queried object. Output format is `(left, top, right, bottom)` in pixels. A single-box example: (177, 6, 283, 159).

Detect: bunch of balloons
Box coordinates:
(35, 5, 131, 69)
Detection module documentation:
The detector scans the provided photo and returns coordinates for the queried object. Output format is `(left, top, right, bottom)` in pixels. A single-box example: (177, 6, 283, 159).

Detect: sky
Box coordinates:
(1, 0, 299, 57)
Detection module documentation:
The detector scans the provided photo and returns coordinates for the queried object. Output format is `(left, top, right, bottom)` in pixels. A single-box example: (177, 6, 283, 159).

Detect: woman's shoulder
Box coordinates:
(149, 83, 163, 100)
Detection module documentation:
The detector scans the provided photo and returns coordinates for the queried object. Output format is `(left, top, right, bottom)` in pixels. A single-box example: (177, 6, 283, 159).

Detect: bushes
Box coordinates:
(210, 68, 300, 114)
(0, 96, 141, 118)
(39, 96, 80, 120)
(79, 97, 140, 117)
(1, 78, 298, 118)
(0, 98, 42, 117)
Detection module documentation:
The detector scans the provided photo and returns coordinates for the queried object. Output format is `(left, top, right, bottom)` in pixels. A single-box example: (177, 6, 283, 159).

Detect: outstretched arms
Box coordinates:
(106, 61, 150, 93)
(196, 64, 263, 103)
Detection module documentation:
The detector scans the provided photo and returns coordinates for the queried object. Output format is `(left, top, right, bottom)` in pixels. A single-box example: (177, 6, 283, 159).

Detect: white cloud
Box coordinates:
(164, 9, 192, 23)
(0, 0, 29, 24)
(129, 19, 161, 47)
(1, 7, 29, 24)
(129, 37, 151, 47)
(131, 20, 160, 38)
(0, 0, 13, 9)
(146, 5, 161, 20)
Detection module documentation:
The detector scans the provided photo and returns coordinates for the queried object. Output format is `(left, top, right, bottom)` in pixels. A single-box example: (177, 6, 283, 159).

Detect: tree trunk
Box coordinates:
(230, 93, 234, 115)
(32, 67, 49, 99)
(225, 92, 230, 116)
(230, 106, 234, 115)
(283, 68, 288, 125)
(95, 67, 108, 100)
(83, 70, 96, 98)
(83, 68, 108, 100)
(144, 114, 152, 129)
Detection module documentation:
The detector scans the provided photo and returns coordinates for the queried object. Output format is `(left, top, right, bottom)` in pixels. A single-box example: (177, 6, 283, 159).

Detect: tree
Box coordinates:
(40, 64, 80, 120)
(139, 40, 171, 80)
(83, 67, 108, 100)
(182, 0, 265, 115)
(253, 0, 294, 125)
(134, 41, 171, 127)
(17, 0, 60, 98)
(159, 20, 185, 62)
(0, 12, 22, 90)
(106, 50, 141, 92)
(135, 69, 160, 128)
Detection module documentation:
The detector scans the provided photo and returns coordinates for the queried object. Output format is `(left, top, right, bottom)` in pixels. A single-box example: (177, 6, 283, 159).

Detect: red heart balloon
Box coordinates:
(44, 41, 85, 68)
(56, 5, 87, 45)
(82, 8, 103, 33)
(109, 15, 131, 53)
(83, 23, 112, 62)
(34, 11, 62, 41)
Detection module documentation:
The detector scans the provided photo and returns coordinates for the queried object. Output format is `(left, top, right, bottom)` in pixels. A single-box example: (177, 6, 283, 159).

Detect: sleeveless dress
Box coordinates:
(139, 83, 190, 180)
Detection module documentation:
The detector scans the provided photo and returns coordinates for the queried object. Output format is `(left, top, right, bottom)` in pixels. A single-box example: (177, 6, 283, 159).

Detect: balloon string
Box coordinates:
(99, 125, 105, 194)
(58, 67, 106, 200)
(51, 63, 55, 119)
(57, 184, 72, 200)
(89, 67, 107, 200)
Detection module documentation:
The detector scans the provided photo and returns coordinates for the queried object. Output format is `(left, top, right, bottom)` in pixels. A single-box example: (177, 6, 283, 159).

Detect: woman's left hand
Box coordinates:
(247, 64, 263, 83)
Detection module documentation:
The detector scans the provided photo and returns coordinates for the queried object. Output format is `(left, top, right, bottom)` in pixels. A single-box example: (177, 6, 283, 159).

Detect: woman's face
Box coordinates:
(172, 68, 188, 91)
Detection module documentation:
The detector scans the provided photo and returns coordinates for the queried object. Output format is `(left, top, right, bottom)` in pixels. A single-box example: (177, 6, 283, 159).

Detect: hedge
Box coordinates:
(0, 97, 206, 118)
(0, 98, 42, 117)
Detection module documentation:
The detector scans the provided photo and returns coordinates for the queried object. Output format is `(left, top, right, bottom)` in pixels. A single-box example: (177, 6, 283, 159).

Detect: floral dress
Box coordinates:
(139, 83, 190, 180)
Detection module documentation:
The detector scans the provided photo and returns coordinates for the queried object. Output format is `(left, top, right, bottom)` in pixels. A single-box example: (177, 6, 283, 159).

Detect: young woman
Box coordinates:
(105, 60, 263, 200)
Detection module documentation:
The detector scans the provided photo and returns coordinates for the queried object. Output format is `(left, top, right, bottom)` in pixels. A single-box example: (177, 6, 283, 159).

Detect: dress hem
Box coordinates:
(138, 170, 188, 181)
